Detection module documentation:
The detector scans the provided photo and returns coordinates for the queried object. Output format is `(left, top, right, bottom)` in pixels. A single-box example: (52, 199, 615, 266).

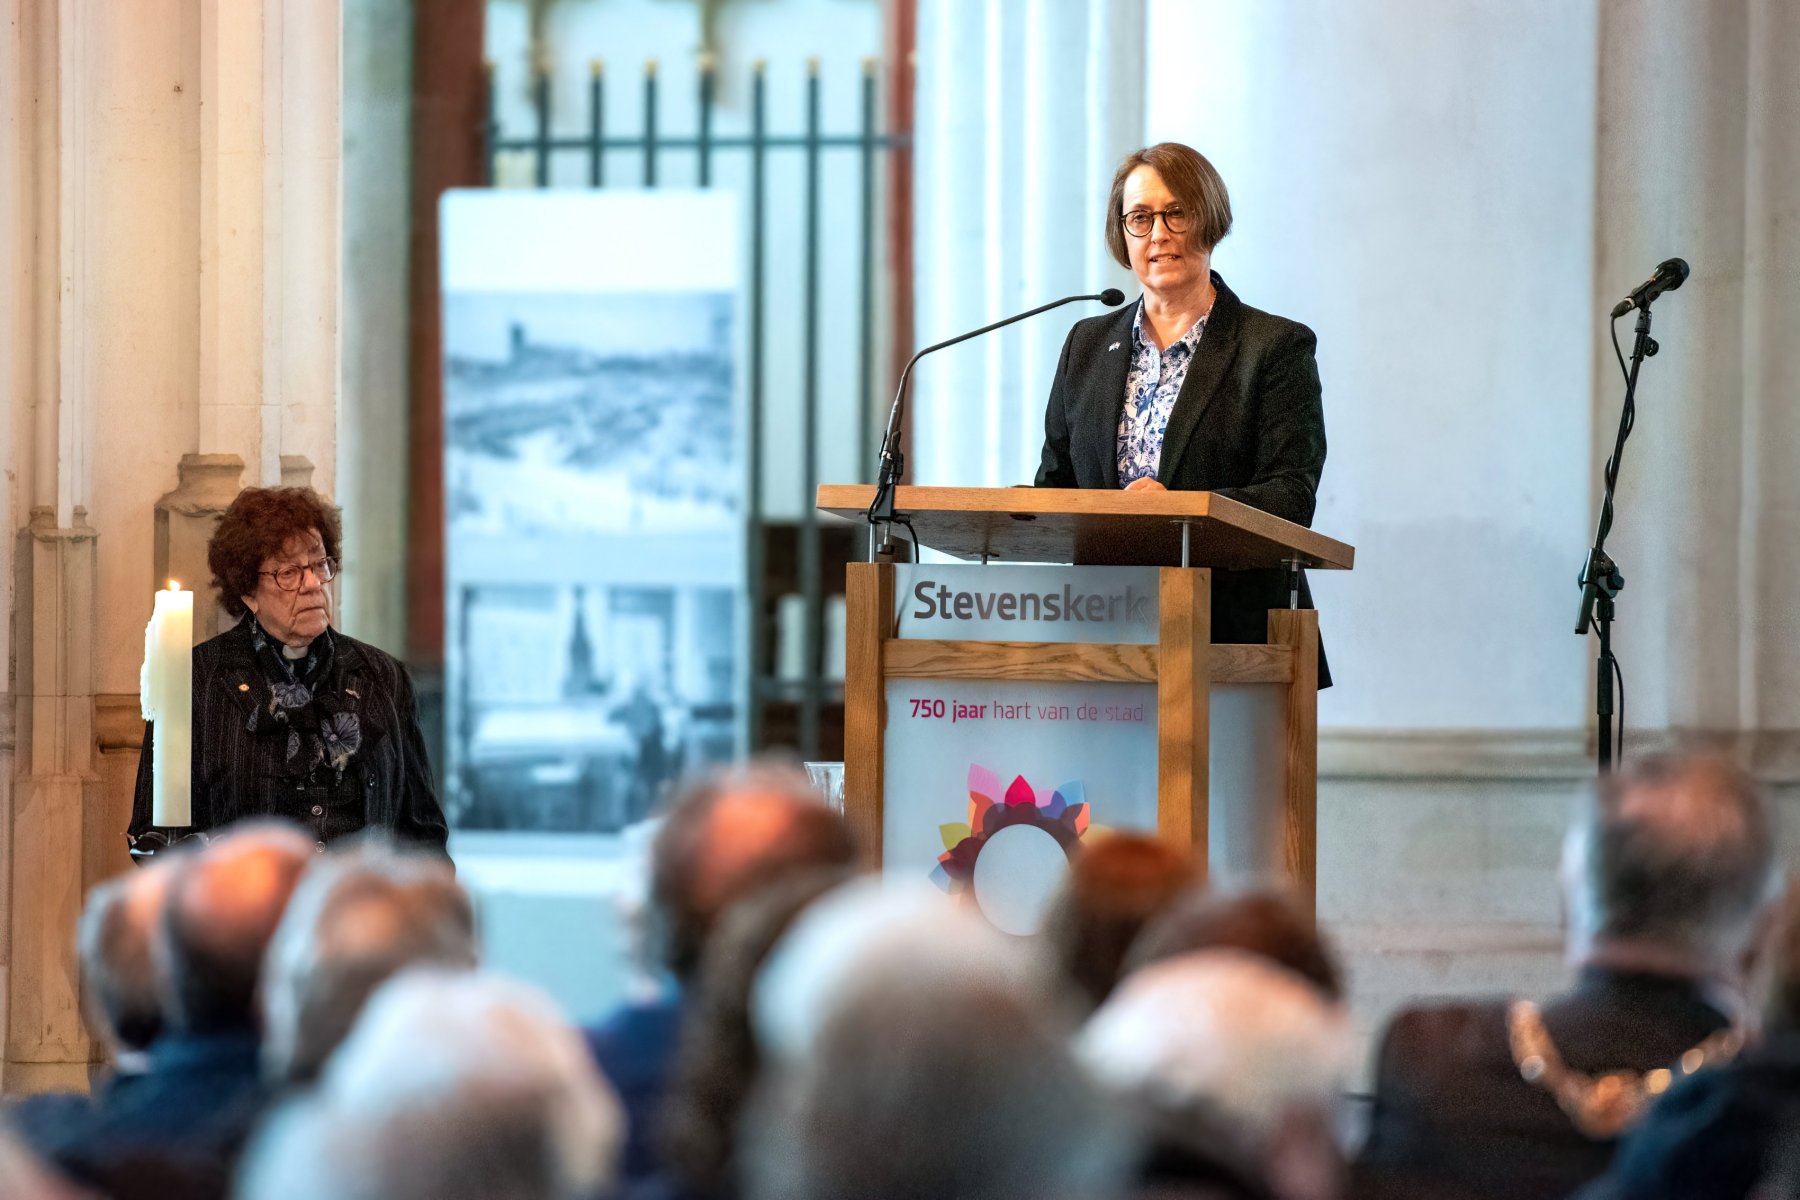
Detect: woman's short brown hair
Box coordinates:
(1105, 142, 1233, 270)
(208, 487, 343, 618)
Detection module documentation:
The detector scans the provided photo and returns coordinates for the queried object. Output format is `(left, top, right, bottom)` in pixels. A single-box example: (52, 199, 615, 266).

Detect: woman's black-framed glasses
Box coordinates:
(260, 556, 338, 591)
(1122, 206, 1190, 238)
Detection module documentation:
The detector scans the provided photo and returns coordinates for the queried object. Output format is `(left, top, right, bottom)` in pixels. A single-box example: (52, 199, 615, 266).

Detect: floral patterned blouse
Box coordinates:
(1116, 299, 1210, 486)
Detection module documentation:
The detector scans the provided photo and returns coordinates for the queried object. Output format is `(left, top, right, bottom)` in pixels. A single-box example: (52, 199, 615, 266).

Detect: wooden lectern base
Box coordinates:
(843, 562, 1321, 908)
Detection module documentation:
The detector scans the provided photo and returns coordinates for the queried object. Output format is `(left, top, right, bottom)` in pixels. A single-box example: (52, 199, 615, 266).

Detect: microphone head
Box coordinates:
(1657, 257, 1690, 291)
(1099, 288, 1126, 306)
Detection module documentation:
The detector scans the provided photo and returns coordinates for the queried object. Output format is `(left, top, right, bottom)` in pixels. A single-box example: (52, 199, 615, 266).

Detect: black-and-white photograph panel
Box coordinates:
(441, 190, 744, 834)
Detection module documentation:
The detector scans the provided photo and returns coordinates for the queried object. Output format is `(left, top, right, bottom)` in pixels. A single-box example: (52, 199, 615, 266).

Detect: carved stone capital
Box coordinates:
(279, 455, 315, 491)
(154, 455, 245, 639)
(26, 505, 97, 544)
(153, 454, 246, 519)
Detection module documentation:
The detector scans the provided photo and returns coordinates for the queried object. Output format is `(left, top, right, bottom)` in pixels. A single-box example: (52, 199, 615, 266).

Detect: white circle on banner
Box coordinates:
(972, 824, 1069, 936)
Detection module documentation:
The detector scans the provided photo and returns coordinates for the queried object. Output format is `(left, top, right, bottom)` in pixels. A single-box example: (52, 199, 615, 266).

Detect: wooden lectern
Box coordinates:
(818, 485, 1354, 904)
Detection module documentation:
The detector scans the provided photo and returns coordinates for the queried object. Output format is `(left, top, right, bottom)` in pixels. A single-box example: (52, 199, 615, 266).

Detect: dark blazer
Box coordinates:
(1572, 1033, 1800, 1200)
(129, 619, 449, 851)
(1354, 967, 1734, 1200)
(1035, 273, 1330, 682)
(44, 1027, 267, 1200)
(584, 989, 687, 1183)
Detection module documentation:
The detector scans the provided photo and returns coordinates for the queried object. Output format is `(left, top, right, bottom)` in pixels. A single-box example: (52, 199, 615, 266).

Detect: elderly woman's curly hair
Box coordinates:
(208, 487, 343, 618)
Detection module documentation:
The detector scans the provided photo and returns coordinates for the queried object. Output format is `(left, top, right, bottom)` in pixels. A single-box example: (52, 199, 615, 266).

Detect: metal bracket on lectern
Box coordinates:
(1177, 520, 1193, 568)
(1283, 557, 1305, 609)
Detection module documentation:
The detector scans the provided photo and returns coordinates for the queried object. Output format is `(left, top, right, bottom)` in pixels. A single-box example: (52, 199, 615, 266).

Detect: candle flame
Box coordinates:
(168, 580, 182, 592)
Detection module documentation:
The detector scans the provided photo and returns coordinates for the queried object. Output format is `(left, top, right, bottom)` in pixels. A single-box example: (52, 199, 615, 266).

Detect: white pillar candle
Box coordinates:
(140, 582, 194, 827)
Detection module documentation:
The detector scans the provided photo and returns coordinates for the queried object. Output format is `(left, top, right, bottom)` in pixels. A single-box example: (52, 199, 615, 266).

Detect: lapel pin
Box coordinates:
(1108, 341, 1121, 352)
(238, 683, 250, 692)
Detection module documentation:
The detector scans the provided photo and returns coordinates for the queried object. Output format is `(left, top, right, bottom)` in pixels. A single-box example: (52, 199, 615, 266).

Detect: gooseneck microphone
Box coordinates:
(866, 288, 1127, 539)
(1610, 257, 1689, 319)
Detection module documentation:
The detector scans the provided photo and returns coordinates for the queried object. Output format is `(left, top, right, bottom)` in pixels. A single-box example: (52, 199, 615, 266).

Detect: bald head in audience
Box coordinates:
(1564, 750, 1780, 983)
(261, 838, 477, 1084)
(746, 898, 1131, 1200)
(650, 762, 857, 981)
(238, 971, 624, 1200)
(157, 822, 313, 1035)
(79, 857, 180, 1058)
(1082, 951, 1352, 1200)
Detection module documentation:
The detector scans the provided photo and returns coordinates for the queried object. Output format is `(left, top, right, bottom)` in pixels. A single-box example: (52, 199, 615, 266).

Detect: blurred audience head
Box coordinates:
(0, 1126, 91, 1200)
(156, 822, 313, 1035)
(261, 837, 477, 1084)
(751, 877, 1025, 1066)
(237, 970, 623, 1200)
(660, 866, 855, 1198)
(1562, 750, 1779, 981)
(746, 901, 1132, 1200)
(1038, 832, 1200, 1012)
(1128, 885, 1344, 1002)
(650, 760, 857, 981)
(77, 856, 180, 1058)
(1080, 950, 1353, 1200)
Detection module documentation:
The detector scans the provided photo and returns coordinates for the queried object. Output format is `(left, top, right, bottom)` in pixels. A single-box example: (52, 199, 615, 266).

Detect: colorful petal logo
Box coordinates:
(929, 763, 1091, 897)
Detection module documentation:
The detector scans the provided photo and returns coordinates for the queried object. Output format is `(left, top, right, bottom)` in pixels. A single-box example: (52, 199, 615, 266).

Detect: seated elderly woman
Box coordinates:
(129, 487, 448, 856)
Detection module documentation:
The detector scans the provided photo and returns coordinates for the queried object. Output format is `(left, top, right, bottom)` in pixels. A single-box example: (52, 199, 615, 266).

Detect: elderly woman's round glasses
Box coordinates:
(260, 556, 338, 591)
(1122, 206, 1190, 238)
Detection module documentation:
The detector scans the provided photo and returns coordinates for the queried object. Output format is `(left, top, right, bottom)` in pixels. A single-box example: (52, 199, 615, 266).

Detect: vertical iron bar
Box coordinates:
(857, 59, 877, 482)
(746, 61, 768, 751)
(643, 59, 659, 186)
(800, 58, 822, 758)
(588, 60, 605, 187)
(482, 62, 497, 186)
(532, 62, 551, 188)
(697, 53, 715, 186)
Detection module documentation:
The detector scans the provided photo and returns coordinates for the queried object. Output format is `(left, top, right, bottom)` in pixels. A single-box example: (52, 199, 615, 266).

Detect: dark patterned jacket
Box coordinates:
(1354, 966, 1733, 1200)
(129, 619, 449, 853)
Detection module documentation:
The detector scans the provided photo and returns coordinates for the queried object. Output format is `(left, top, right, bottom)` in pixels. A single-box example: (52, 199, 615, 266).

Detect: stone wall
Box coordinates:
(0, 0, 343, 1092)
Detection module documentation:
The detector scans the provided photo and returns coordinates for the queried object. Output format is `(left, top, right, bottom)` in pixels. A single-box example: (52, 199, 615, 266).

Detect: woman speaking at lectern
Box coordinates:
(1035, 142, 1328, 679)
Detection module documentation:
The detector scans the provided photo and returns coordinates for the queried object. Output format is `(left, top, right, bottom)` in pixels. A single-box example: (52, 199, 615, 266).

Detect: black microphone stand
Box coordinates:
(1576, 302, 1658, 774)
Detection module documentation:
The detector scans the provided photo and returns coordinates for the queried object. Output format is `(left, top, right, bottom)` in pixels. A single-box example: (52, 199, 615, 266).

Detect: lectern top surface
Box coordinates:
(815, 485, 1355, 570)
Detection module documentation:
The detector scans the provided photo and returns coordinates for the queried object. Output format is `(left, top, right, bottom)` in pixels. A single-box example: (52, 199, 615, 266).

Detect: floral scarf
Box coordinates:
(245, 616, 363, 780)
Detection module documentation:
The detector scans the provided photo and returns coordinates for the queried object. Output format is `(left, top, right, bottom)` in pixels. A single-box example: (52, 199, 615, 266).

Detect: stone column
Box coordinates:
(2, 0, 106, 1093)
(1594, 0, 1749, 740)
(1, 0, 343, 1093)
(197, 0, 342, 493)
(8, 509, 99, 1093)
(911, 0, 1144, 489)
(1741, 0, 1800, 773)
(1595, 0, 1798, 759)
